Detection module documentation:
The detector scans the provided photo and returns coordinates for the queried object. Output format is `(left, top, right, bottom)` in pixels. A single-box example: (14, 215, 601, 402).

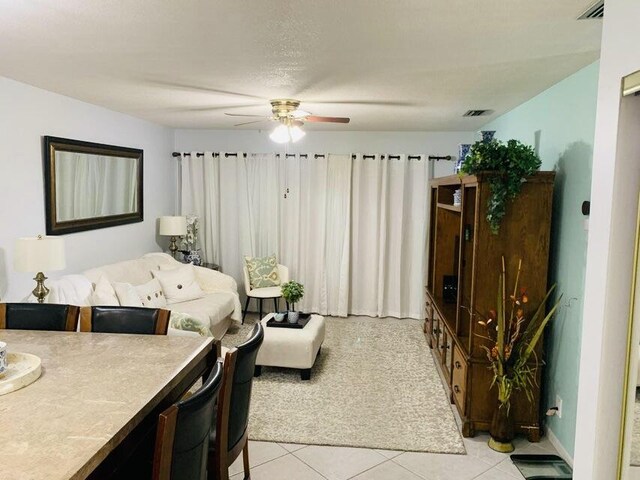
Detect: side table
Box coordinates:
(201, 262, 220, 272)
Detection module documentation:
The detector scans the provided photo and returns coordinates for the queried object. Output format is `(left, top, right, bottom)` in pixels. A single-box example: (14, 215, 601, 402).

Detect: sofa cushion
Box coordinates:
(170, 293, 235, 339)
(113, 282, 144, 307)
(136, 278, 167, 308)
(152, 264, 205, 304)
(91, 275, 120, 306)
(46, 274, 94, 305)
(84, 257, 164, 286)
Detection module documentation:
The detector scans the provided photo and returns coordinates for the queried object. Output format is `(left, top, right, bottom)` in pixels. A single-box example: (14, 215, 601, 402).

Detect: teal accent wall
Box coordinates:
(481, 62, 599, 457)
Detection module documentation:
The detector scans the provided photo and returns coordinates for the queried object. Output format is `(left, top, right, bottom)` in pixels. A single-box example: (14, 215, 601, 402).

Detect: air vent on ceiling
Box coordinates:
(578, 0, 604, 19)
(463, 110, 492, 117)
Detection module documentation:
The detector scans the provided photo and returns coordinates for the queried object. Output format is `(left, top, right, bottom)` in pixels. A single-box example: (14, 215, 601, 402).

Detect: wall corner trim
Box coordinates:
(545, 425, 574, 467)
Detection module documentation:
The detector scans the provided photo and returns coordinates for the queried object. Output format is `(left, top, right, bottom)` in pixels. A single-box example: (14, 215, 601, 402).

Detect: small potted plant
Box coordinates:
(461, 139, 541, 234)
(281, 281, 304, 323)
(476, 257, 561, 452)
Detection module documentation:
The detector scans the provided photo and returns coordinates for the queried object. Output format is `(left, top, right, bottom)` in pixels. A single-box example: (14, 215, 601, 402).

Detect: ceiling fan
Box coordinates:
(225, 99, 350, 143)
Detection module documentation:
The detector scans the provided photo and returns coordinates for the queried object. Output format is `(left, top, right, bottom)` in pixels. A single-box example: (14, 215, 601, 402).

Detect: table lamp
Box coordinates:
(14, 235, 66, 303)
(159, 216, 187, 259)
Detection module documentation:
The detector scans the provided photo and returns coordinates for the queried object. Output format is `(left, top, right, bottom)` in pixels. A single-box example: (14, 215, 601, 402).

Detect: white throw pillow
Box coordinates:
(135, 278, 167, 308)
(91, 275, 120, 306)
(152, 264, 205, 304)
(113, 282, 144, 307)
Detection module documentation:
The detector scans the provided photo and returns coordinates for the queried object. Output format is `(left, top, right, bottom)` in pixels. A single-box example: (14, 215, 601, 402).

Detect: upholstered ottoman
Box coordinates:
(254, 313, 325, 380)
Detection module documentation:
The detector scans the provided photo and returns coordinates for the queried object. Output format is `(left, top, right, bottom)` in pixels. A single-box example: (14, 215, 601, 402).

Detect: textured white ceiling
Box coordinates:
(0, 1, 601, 131)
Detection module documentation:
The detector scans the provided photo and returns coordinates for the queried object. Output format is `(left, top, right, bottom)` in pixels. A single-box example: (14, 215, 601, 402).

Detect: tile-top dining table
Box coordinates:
(0, 329, 215, 480)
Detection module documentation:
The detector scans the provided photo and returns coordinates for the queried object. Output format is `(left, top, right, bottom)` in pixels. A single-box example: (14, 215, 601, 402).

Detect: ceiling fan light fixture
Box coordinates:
(269, 124, 291, 143)
(269, 123, 306, 144)
(290, 125, 306, 142)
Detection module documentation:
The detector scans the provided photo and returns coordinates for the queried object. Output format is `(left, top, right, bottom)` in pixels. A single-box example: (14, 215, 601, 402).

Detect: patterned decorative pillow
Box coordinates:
(170, 311, 212, 337)
(244, 254, 280, 289)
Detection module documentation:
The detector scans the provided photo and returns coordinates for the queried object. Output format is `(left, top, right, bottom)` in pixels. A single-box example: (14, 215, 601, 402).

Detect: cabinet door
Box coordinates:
(433, 314, 442, 360)
(452, 346, 468, 414)
(425, 297, 434, 347)
(441, 327, 453, 381)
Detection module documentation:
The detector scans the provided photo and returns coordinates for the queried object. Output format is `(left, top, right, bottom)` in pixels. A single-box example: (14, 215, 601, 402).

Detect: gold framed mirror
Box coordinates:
(616, 68, 640, 479)
(43, 136, 143, 235)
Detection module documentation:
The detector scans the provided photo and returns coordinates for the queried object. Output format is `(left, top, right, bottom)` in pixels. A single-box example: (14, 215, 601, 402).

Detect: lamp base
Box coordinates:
(32, 272, 49, 304)
(169, 236, 179, 259)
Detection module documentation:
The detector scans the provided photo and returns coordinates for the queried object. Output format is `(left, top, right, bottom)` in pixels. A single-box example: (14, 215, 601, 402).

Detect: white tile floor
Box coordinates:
(229, 434, 558, 479)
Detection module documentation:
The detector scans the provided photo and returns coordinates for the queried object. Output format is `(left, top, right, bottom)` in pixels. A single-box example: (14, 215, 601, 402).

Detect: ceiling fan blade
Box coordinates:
(147, 80, 265, 100)
(305, 115, 351, 124)
(291, 109, 312, 118)
(224, 113, 269, 118)
(307, 100, 414, 107)
(234, 119, 270, 127)
(156, 104, 264, 113)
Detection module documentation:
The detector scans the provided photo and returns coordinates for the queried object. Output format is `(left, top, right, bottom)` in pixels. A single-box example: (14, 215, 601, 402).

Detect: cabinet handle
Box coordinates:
(454, 385, 460, 393)
(455, 361, 462, 369)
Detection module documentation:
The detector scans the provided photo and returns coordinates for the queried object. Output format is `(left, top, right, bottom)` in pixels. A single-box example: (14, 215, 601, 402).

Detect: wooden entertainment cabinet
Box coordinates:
(425, 172, 555, 441)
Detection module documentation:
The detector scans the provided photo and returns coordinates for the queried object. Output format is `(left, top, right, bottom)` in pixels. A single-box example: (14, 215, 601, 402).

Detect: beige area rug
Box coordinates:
(223, 315, 466, 454)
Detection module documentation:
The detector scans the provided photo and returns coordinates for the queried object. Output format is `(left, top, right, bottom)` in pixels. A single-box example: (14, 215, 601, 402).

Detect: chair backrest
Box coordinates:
(0, 303, 79, 331)
(242, 262, 289, 295)
(153, 360, 224, 480)
(79, 306, 170, 335)
(217, 323, 264, 453)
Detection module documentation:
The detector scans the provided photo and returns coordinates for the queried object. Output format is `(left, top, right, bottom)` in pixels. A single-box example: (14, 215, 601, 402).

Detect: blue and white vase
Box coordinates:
(183, 250, 202, 266)
(456, 144, 472, 174)
(481, 130, 496, 143)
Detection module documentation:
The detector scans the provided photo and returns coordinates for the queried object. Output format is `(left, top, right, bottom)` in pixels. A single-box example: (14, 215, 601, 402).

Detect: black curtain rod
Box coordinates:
(172, 152, 451, 161)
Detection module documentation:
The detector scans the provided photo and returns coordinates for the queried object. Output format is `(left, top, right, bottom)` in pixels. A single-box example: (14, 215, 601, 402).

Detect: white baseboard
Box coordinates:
(545, 425, 574, 467)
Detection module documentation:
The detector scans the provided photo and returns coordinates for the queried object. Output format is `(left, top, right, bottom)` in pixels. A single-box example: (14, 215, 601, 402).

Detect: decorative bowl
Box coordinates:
(274, 312, 286, 322)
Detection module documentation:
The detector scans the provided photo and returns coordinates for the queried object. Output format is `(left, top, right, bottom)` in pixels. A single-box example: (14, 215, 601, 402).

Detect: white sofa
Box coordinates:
(47, 253, 241, 339)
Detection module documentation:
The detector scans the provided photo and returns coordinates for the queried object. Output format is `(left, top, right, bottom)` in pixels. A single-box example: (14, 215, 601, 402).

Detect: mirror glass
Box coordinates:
(617, 73, 640, 480)
(44, 136, 143, 235)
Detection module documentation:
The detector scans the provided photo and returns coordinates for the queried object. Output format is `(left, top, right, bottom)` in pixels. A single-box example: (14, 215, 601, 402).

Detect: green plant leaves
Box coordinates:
(281, 281, 304, 305)
(461, 139, 541, 234)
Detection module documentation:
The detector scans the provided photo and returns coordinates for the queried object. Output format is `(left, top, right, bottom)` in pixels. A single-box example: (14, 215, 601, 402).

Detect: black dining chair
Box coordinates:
(153, 360, 224, 480)
(79, 306, 170, 335)
(209, 322, 264, 480)
(0, 302, 79, 331)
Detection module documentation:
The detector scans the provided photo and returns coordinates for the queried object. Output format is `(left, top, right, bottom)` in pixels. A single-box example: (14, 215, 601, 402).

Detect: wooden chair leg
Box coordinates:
(243, 442, 250, 480)
(242, 296, 251, 324)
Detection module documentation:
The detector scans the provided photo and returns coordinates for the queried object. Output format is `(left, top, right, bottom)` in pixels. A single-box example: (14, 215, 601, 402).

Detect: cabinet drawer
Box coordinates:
(452, 345, 467, 412)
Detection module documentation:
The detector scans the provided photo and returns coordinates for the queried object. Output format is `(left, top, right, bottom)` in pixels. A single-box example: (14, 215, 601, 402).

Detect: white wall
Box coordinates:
(574, 1, 640, 478)
(0, 76, 176, 301)
(174, 129, 476, 178)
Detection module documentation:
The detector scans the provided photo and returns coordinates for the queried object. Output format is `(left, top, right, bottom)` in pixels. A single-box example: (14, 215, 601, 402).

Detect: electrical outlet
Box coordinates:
(555, 395, 563, 419)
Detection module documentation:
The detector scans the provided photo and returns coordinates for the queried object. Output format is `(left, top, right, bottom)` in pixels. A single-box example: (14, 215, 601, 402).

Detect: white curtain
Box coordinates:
(280, 154, 352, 316)
(181, 153, 282, 287)
(180, 151, 430, 319)
(350, 154, 429, 319)
(180, 152, 220, 263)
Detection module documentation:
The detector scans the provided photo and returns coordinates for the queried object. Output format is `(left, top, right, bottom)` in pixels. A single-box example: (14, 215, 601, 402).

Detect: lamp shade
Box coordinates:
(14, 236, 66, 273)
(159, 216, 187, 236)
